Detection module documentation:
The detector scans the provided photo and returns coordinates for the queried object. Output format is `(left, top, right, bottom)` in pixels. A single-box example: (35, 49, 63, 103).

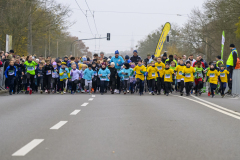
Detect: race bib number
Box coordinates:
(124, 75, 129, 80)
(63, 73, 67, 76)
(157, 66, 162, 70)
(94, 71, 97, 76)
(152, 73, 155, 77)
(101, 76, 107, 81)
(87, 80, 92, 83)
(165, 74, 170, 78)
(46, 70, 51, 75)
(179, 71, 182, 76)
(220, 73, 225, 77)
(117, 69, 120, 73)
(210, 73, 215, 78)
(27, 66, 34, 71)
(197, 72, 203, 78)
(185, 73, 191, 77)
(8, 70, 14, 75)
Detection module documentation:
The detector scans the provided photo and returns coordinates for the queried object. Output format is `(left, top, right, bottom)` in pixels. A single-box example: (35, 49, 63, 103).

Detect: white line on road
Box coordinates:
(92, 95, 95, 97)
(176, 95, 240, 120)
(50, 121, 68, 130)
(12, 139, 44, 156)
(70, 110, 81, 115)
(81, 103, 89, 106)
(89, 98, 94, 101)
(191, 95, 240, 116)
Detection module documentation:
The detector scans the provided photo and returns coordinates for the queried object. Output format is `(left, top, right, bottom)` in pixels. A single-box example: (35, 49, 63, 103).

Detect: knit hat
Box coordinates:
(110, 62, 115, 66)
(169, 55, 173, 58)
(88, 64, 92, 68)
(133, 50, 138, 53)
(53, 62, 57, 65)
(115, 50, 119, 54)
(130, 64, 135, 68)
(220, 64, 225, 67)
(102, 62, 107, 66)
(163, 52, 167, 57)
(9, 50, 14, 53)
(125, 55, 129, 59)
(216, 56, 221, 59)
(147, 53, 151, 56)
(230, 44, 235, 48)
(93, 53, 98, 57)
(186, 61, 191, 65)
(124, 62, 130, 69)
(61, 62, 66, 65)
(127, 59, 131, 63)
(82, 57, 87, 61)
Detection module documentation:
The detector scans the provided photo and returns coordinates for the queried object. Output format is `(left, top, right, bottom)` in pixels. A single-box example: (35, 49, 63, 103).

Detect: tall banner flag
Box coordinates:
(221, 31, 225, 59)
(155, 22, 171, 57)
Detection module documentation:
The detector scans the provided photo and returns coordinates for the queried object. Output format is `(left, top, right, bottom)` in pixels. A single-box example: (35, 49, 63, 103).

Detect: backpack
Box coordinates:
(235, 58, 240, 69)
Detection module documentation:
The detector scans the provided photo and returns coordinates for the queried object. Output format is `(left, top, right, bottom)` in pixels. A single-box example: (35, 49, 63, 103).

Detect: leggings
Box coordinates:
(137, 78, 144, 93)
(60, 79, 67, 91)
(185, 82, 193, 94)
(177, 79, 184, 93)
(72, 80, 79, 92)
(44, 75, 52, 90)
(100, 81, 108, 93)
(164, 82, 171, 94)
(220, 82, 226, 95)
(210, 83, 217, 96)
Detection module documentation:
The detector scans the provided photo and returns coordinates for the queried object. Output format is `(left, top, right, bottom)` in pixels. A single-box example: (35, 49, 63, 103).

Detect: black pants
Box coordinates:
(157, 77, 164, 93)
(185, 82, 193, 94)
(149, 79, 155, 92)
(210, 83, 217, 96)
(227, 66, 233, 90)
(100, 81, 108, 93)
(195, 81, 203, 93)
(13, 77, 18, 93)
(122, 80, 129, 91)
(44, 75, 52, 90)
(60, 79, 66, 91)
(7, 77, 15, 93)
(72, 80, 79, 92)
(92, 76, 98, 92)
(81, 78, 85, 90)
(164, 82, 171, 94)
(26, 73, 35, 89)
(137, 78, 144, 93)
(37, 77, 44, 91)
(116, 75, 120, 90)
(52, 78, 58, 91)
(110, 78, 116, 92)
(220, 82, 226, 95)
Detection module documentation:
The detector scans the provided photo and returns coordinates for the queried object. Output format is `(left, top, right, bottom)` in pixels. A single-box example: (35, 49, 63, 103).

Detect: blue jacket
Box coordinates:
(118, 68, 133, 80)
(98, 68, 110, 81)
(59, 68, 70, 80)
(110, 56, 124, 70)
(5, 66, 17, 78)
(83, 68, 94, 80)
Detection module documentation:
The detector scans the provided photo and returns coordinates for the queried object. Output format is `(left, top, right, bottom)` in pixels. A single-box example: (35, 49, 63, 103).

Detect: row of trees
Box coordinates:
(0, 0, 92, 58)
(137, 0, 240, 62)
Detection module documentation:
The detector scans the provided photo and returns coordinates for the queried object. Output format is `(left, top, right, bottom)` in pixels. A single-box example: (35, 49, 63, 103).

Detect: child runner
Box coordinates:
(52, 62, 59, 93)
(4, 60, 17, 95)
(146, 61, 159, 95)
(133, 60, 146, 96)
(43, 59, 54, 94)
(129, 64, 136, 94)
(36, 62, 44, 93)
(170, 61, 177, 92)
(183, 61, 195, 96)
(194, 61, 205, 96)
(98, 63, 110, 95)
(119, 63, 133, 94)
(59, 62, 70, 95)
(163, 63, 174, 96)
(155, 57, 165, 95)
(70, 63, 81, 94)
(83, 64, 94, 94)
(109, 62, 117, 94)
(219, 64, 229, 98)
(207, 64, 220, 98)
(175, 59, 185, 96)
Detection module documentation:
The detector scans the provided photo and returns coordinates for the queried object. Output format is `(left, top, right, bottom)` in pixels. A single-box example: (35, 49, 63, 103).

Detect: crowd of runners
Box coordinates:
(1, 43, 239, 97)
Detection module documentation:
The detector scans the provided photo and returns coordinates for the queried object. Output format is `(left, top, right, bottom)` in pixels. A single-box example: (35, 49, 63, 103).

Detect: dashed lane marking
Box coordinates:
(50, 121, 68, 130)
(89, 98, 93, 101)
(92, 95, 95, 97)
(81, 103, 89, 106)
(12, 139, 44, 156)
(70, 110, 81, 115)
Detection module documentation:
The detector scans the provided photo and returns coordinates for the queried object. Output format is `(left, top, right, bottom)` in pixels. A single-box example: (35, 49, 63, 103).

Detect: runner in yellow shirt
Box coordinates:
(182, 61, 195, 96)
(155, 57, 165, 95)
(163, 63, 175, 96)
(207, 64, 220, 98)
(133, 60, 146, 96)
(147, 61, 159, 95)
(175, 59, 185, 96)
(219, 64, 229, 98)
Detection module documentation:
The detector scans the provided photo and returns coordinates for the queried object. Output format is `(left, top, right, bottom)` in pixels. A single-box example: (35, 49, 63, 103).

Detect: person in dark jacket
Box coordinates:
(5, 60, 17, 95)
(109, 62, 117, 94)
(162, 52, 167, 64)
(144, 54, 151, 65)
(43, 59, 54, 93)
(130, 50, 142, 65)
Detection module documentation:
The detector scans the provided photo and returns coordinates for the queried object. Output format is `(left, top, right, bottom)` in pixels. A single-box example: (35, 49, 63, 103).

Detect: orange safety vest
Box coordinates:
(235, 58, 240, 69)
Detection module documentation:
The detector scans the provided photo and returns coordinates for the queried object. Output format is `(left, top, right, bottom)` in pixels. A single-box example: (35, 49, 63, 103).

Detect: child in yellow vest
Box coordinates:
(163, 63, 174, 96)
(207, 64, 220, 98)
(175, 59, 185, 96)
(182, 61, 195, 96)
(133, 60, 146, 96)
(155, 57, 165, 95)
(219, 64, 229, 98)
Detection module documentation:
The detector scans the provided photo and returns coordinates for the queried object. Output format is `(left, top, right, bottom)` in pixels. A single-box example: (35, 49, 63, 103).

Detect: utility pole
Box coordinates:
(49, 29, 50, 56)
(27, 4, 33, 55)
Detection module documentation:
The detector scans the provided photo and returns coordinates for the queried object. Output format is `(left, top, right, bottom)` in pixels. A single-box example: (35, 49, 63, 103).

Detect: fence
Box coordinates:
(0, 63, 5, 90)
(232, 69, 240, 96)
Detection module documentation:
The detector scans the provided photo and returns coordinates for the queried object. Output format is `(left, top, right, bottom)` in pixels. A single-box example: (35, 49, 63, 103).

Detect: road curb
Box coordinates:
(0, 90, 7, 95)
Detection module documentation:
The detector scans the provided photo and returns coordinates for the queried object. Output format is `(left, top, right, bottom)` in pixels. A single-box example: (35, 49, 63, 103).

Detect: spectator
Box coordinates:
(199, 55, 208, 69)
(162, 52, 167, 63)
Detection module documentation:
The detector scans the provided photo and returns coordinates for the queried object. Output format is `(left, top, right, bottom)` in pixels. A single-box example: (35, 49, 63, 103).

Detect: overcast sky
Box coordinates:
(56, 0, 206, 54)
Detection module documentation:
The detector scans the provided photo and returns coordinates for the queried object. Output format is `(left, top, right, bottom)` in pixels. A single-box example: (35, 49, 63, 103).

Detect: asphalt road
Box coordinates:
(0, 92, 240, 160)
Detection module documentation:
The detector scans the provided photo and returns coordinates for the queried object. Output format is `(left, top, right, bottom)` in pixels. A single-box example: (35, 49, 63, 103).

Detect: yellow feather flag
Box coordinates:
(155, 22, 171, 57)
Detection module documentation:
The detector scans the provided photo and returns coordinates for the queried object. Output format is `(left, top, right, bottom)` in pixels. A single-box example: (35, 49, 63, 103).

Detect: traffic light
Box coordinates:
(107, 33, 110, 41)
(166, 35, 169, 42)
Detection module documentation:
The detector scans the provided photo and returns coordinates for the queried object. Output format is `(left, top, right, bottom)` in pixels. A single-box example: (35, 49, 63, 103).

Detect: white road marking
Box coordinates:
(50, 121, 68, 130)
(177, 96, 240, 120)
(92, 95, 95, 97)
(70, 110, 81, 115)
(12, 139, 44, 156)
(229, 98, 239, 100)
(81, 103, 88, 106)
(89, 98, 93, 101)
(191, 95, 240, 116)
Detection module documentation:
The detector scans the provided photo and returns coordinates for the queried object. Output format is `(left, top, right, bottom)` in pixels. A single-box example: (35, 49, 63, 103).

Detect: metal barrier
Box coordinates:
(232, 69, 240, 96)
(0, 62, 5, 90)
